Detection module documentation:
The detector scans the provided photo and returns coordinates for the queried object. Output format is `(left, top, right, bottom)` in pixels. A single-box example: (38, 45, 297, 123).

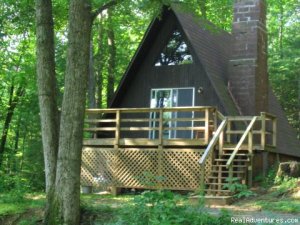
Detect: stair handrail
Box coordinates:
(199, 118, 228, 165)
(226, 116, 257, 169)
(198, 118, 227, 189)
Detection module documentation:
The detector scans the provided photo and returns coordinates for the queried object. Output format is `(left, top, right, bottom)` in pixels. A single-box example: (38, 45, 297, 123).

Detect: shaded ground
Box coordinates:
(1, 187, 299, 225)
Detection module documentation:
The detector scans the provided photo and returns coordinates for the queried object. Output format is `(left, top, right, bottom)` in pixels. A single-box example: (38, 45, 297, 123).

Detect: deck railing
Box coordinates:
(84, 107, 277, 150)
(84, 106, 217, 147)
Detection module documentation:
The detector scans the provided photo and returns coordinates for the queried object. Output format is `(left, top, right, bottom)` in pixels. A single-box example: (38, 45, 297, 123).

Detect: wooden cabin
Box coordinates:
(81, 0, 300, 200)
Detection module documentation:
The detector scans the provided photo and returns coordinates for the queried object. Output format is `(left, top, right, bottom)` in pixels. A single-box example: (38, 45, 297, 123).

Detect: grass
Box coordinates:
(255, 199, 300, 213)
(0, 193, 45, 217)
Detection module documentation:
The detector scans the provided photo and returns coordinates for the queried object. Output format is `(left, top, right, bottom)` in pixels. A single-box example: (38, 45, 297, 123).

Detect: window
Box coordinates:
(154, 29, 193, 66)
(149, 88, 195, 139)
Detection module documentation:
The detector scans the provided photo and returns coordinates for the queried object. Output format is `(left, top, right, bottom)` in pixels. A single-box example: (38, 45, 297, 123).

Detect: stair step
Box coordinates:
(208, 176, 241, 180)
(210, 170, 245, 174)
(221, 153, 249, 157)
(222, 149, 249, 152)
(205, 189, 231, 192)
(206, 182, 232, 185)
(214, 159, 249, 162)
(212, 165, 247, 168)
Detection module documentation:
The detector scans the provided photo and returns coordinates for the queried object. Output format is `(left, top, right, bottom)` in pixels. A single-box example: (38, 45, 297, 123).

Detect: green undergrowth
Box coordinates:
(0, 192, 45, 217)
(81, 190, 244, 225)
(255, 199, 300, 213)
(237, 174, 300, 214)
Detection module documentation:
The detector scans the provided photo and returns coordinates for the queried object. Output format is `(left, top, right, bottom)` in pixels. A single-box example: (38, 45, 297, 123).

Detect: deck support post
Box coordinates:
(111, 110, 121, 196)
(199, 165, 205, 194)
(111, 187, 121, 196)
(260, 112, 266, 149)
(247, 129, 253, 187)
(228, 165, 233, 185)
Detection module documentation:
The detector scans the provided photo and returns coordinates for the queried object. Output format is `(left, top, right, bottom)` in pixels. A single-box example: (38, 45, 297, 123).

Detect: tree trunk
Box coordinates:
(279, 1, 284, 59)
(198, 0, 207, 19)
(0, 85, 24, 168)
(88, 41, 96, 108)
(35, 0, 60, 223)
(52, 0, 92, 224)
(106, 9, 116, 107)
(95, 16, 105, 108)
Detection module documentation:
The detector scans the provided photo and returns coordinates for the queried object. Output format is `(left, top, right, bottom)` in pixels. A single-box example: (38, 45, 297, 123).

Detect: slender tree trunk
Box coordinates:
(279, 1, 284, 59)
(106, 9, 116, 107)
(11, 118, 20, 172)
(198, 0, 207, 19)
(88, 41, 96, 108)
(52, 0, 92, 224)
(0, 85, 24, 168)
(95, 16, 105, 108)
(35, 0, 60, 223)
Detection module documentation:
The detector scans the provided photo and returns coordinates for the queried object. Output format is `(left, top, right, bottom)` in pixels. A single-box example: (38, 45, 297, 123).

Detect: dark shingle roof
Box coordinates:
(173, 8, 239, 116)
(268, 88, 300, 157)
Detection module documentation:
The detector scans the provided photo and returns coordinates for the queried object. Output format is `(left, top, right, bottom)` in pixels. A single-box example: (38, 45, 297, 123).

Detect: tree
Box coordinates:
(35, 0, 119, 224)
(106, 9, 116, 107)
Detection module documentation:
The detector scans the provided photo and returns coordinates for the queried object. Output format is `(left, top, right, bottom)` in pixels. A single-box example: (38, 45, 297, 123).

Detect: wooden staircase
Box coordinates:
(205, 146, 249, 196)
(198, 112, 277, 204)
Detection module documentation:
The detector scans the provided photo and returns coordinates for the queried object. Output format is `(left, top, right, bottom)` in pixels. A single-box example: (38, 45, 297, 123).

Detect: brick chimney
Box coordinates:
(229, 0, 268, 115)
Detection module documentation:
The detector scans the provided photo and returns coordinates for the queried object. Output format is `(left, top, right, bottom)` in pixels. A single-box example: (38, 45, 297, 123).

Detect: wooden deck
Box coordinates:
(81, 107, 277, 193)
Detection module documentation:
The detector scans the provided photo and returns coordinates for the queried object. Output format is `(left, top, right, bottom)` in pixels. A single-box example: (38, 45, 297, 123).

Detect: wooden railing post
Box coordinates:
(213, 109, 217, 132)
(115, 110, 120, 146)
(219, 130, 224, 156)
(204, 108, 209, 144)
(157, 108, 164, 188)
(159, 108, 164, 145)
(226, 121, 231, 143)
(260, 112, 266, 149)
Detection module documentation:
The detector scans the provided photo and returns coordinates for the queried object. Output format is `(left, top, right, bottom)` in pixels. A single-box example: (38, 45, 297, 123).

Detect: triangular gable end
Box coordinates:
(110, 6, 236, 115)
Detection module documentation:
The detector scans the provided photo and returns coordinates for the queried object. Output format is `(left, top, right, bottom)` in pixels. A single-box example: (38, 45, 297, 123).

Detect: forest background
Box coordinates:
(0, 0, 299, 195)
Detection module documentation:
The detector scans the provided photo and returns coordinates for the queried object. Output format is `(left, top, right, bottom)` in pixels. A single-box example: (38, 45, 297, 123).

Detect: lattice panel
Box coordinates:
(161, 149, 210, 190)
(81, 147, 211, 190)
(81, 147, 115, 187)
(114, 149, 158, 188)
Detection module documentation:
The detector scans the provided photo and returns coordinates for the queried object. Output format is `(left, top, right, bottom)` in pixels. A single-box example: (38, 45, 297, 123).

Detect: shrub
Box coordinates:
(223, 178, 256, 199)
(110, 190, 241, 225)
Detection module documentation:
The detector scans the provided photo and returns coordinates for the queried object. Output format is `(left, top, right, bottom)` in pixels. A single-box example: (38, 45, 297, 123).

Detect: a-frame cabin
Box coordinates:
(81, 0, 300, 200)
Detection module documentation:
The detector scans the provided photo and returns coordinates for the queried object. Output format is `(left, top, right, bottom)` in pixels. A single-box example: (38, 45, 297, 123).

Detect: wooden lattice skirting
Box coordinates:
(81, 147, 211, 190)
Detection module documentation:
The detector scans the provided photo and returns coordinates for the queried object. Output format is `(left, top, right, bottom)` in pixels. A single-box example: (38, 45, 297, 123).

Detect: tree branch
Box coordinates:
(91, 0, 120, 22)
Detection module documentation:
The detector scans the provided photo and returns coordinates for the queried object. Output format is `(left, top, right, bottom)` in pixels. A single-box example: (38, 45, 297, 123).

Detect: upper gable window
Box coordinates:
(154, 29, 193, 66)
